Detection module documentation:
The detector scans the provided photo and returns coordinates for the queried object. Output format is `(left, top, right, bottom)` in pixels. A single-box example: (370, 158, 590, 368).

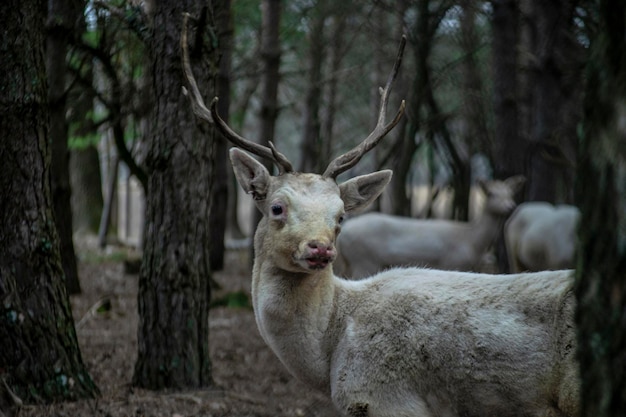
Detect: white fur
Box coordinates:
(335, 177, 525, 278)
(231, 149, 580, 417)
(505, 202, 580, 272)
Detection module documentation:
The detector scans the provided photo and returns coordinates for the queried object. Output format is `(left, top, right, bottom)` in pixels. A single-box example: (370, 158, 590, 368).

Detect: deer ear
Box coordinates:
(505, 175, 526, 194)
(339, 170, 392, 214)
(229, 148, 271, 201)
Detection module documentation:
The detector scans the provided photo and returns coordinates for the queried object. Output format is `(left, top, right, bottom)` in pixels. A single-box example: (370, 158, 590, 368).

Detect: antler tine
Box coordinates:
(209, 99, 294, 174)
(323, 35, 407, 179)
(180, 12, 293, 175)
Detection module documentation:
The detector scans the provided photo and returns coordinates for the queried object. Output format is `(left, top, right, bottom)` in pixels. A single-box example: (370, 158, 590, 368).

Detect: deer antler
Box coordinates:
(323, 36, 406, 179)
(180, 13, 294, 174)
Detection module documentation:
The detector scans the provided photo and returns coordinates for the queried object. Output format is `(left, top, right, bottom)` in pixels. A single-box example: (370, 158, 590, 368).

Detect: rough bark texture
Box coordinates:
(133, 0, 216, 390)
(575, 1, 626, 415)
(0, 0, 98, 404)
(47, 0, 82, 294)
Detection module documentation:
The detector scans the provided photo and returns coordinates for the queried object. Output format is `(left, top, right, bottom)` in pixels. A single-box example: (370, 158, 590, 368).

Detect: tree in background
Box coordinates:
(491, 0, 522, 182)
(575, 0, 626, 414)
(524, 0, 583, 203)
(0, 0, 98, 405)
(208, 0, 233, 271)
(47, 0, 83, 294)
(133, 1, 219, 389)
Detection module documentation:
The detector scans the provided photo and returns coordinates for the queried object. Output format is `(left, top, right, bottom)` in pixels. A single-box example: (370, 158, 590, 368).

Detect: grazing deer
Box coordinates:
(182, 16, 579, 417)
(334, 176, 526, 279)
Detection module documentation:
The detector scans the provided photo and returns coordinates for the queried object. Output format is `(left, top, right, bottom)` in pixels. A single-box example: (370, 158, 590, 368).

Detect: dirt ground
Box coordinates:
(15, 240, 341, 417)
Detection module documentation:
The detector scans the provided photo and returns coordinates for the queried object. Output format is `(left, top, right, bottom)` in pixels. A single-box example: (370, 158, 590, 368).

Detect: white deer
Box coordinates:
(335, 176, 525, 279)
(182, 19, 579, 417)
(505, 202, 581, 273)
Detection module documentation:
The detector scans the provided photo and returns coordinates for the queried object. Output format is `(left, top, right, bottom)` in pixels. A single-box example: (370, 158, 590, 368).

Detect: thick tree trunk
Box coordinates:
(0, 0, 98, 404)
(133, 0, 216, 389)
(47, 0, 81, 294)
(575, 1, 626, 415)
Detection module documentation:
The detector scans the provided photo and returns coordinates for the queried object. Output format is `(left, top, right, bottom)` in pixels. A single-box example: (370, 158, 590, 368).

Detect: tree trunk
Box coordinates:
(491, 0, 522, 271)
(209, 0, 233, 271)
(70, 146, 103, 235)
(68, 12, 103, 237)
(0, 0, 98, 404)
(491, 0, 524, 181)
(249, 0, 282, 267)
(388, 0, 431, 217)
(299, 3, 326, 174)
(47, 0, 81, 294)
(575, 1, 626, 415)
(460, 0, 490, 160)
(133, 0, 216, 389)
(320, 13, 346, 165)
(526, 0, 580, 203)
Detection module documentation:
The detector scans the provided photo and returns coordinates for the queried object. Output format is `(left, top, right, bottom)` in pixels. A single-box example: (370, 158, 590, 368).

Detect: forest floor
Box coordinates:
(15, 236, 340, 417)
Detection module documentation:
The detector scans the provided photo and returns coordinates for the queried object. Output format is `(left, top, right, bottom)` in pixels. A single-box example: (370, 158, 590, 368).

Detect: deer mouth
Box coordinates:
(305, 254, 333, 270)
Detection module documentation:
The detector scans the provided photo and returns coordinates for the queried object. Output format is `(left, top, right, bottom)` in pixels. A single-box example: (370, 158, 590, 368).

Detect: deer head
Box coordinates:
(181, 13, 405, 274)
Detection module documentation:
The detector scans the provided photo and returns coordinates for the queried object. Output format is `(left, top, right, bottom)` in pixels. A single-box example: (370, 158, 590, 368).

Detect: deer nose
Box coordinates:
(307, 240, 334, 257)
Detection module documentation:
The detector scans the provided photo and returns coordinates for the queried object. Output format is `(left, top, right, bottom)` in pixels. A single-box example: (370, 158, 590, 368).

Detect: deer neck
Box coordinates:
(468, 208, 506, 252)
(250, 226, 340, 393)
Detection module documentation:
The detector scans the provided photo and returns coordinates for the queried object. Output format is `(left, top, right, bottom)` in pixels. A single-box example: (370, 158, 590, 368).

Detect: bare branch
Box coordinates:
(323, 35, 407, 179)
(180, 13, 293, 174)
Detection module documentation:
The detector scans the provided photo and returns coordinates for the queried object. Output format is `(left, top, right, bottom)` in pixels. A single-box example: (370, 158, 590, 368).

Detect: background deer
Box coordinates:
(334, 176, 525, 278)
(505, 202, 581, 272)
(182, 18, 579, 417)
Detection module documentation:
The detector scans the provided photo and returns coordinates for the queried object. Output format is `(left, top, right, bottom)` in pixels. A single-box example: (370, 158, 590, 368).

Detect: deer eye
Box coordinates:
(337, 214, 345, 225)
(269, 202, 287, 220)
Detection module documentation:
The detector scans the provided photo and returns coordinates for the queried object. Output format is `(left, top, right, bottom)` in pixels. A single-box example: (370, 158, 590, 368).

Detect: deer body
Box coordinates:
(505, 202, 580, 272)
(233, 150, 579, 417)
(182, 27, 579, 416)
(336, 177, 525, 278)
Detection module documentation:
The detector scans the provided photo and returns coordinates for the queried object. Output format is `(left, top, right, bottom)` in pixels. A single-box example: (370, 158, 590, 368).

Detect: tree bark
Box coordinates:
(70, 146, 103, 234)
(460, 0, 490, 160)
(209, 0, 233, 271)
(526, 0, 581, 203)
(299, 2, 326, 174)
(133, 0, 216, 389)
(491, 0, 524, 181)
(249, 0, 282, 267)
(320, 12, 346, 166)
(575, 1, 626, 415)
(0, 0, 98, 404)
(47, 0, 82, 294)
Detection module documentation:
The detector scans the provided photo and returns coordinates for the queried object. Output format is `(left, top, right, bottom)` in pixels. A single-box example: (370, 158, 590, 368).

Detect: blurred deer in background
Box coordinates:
(182, 15, 579, 417)
(334, 176, 525, 279)
(505, 202, 581, 272)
